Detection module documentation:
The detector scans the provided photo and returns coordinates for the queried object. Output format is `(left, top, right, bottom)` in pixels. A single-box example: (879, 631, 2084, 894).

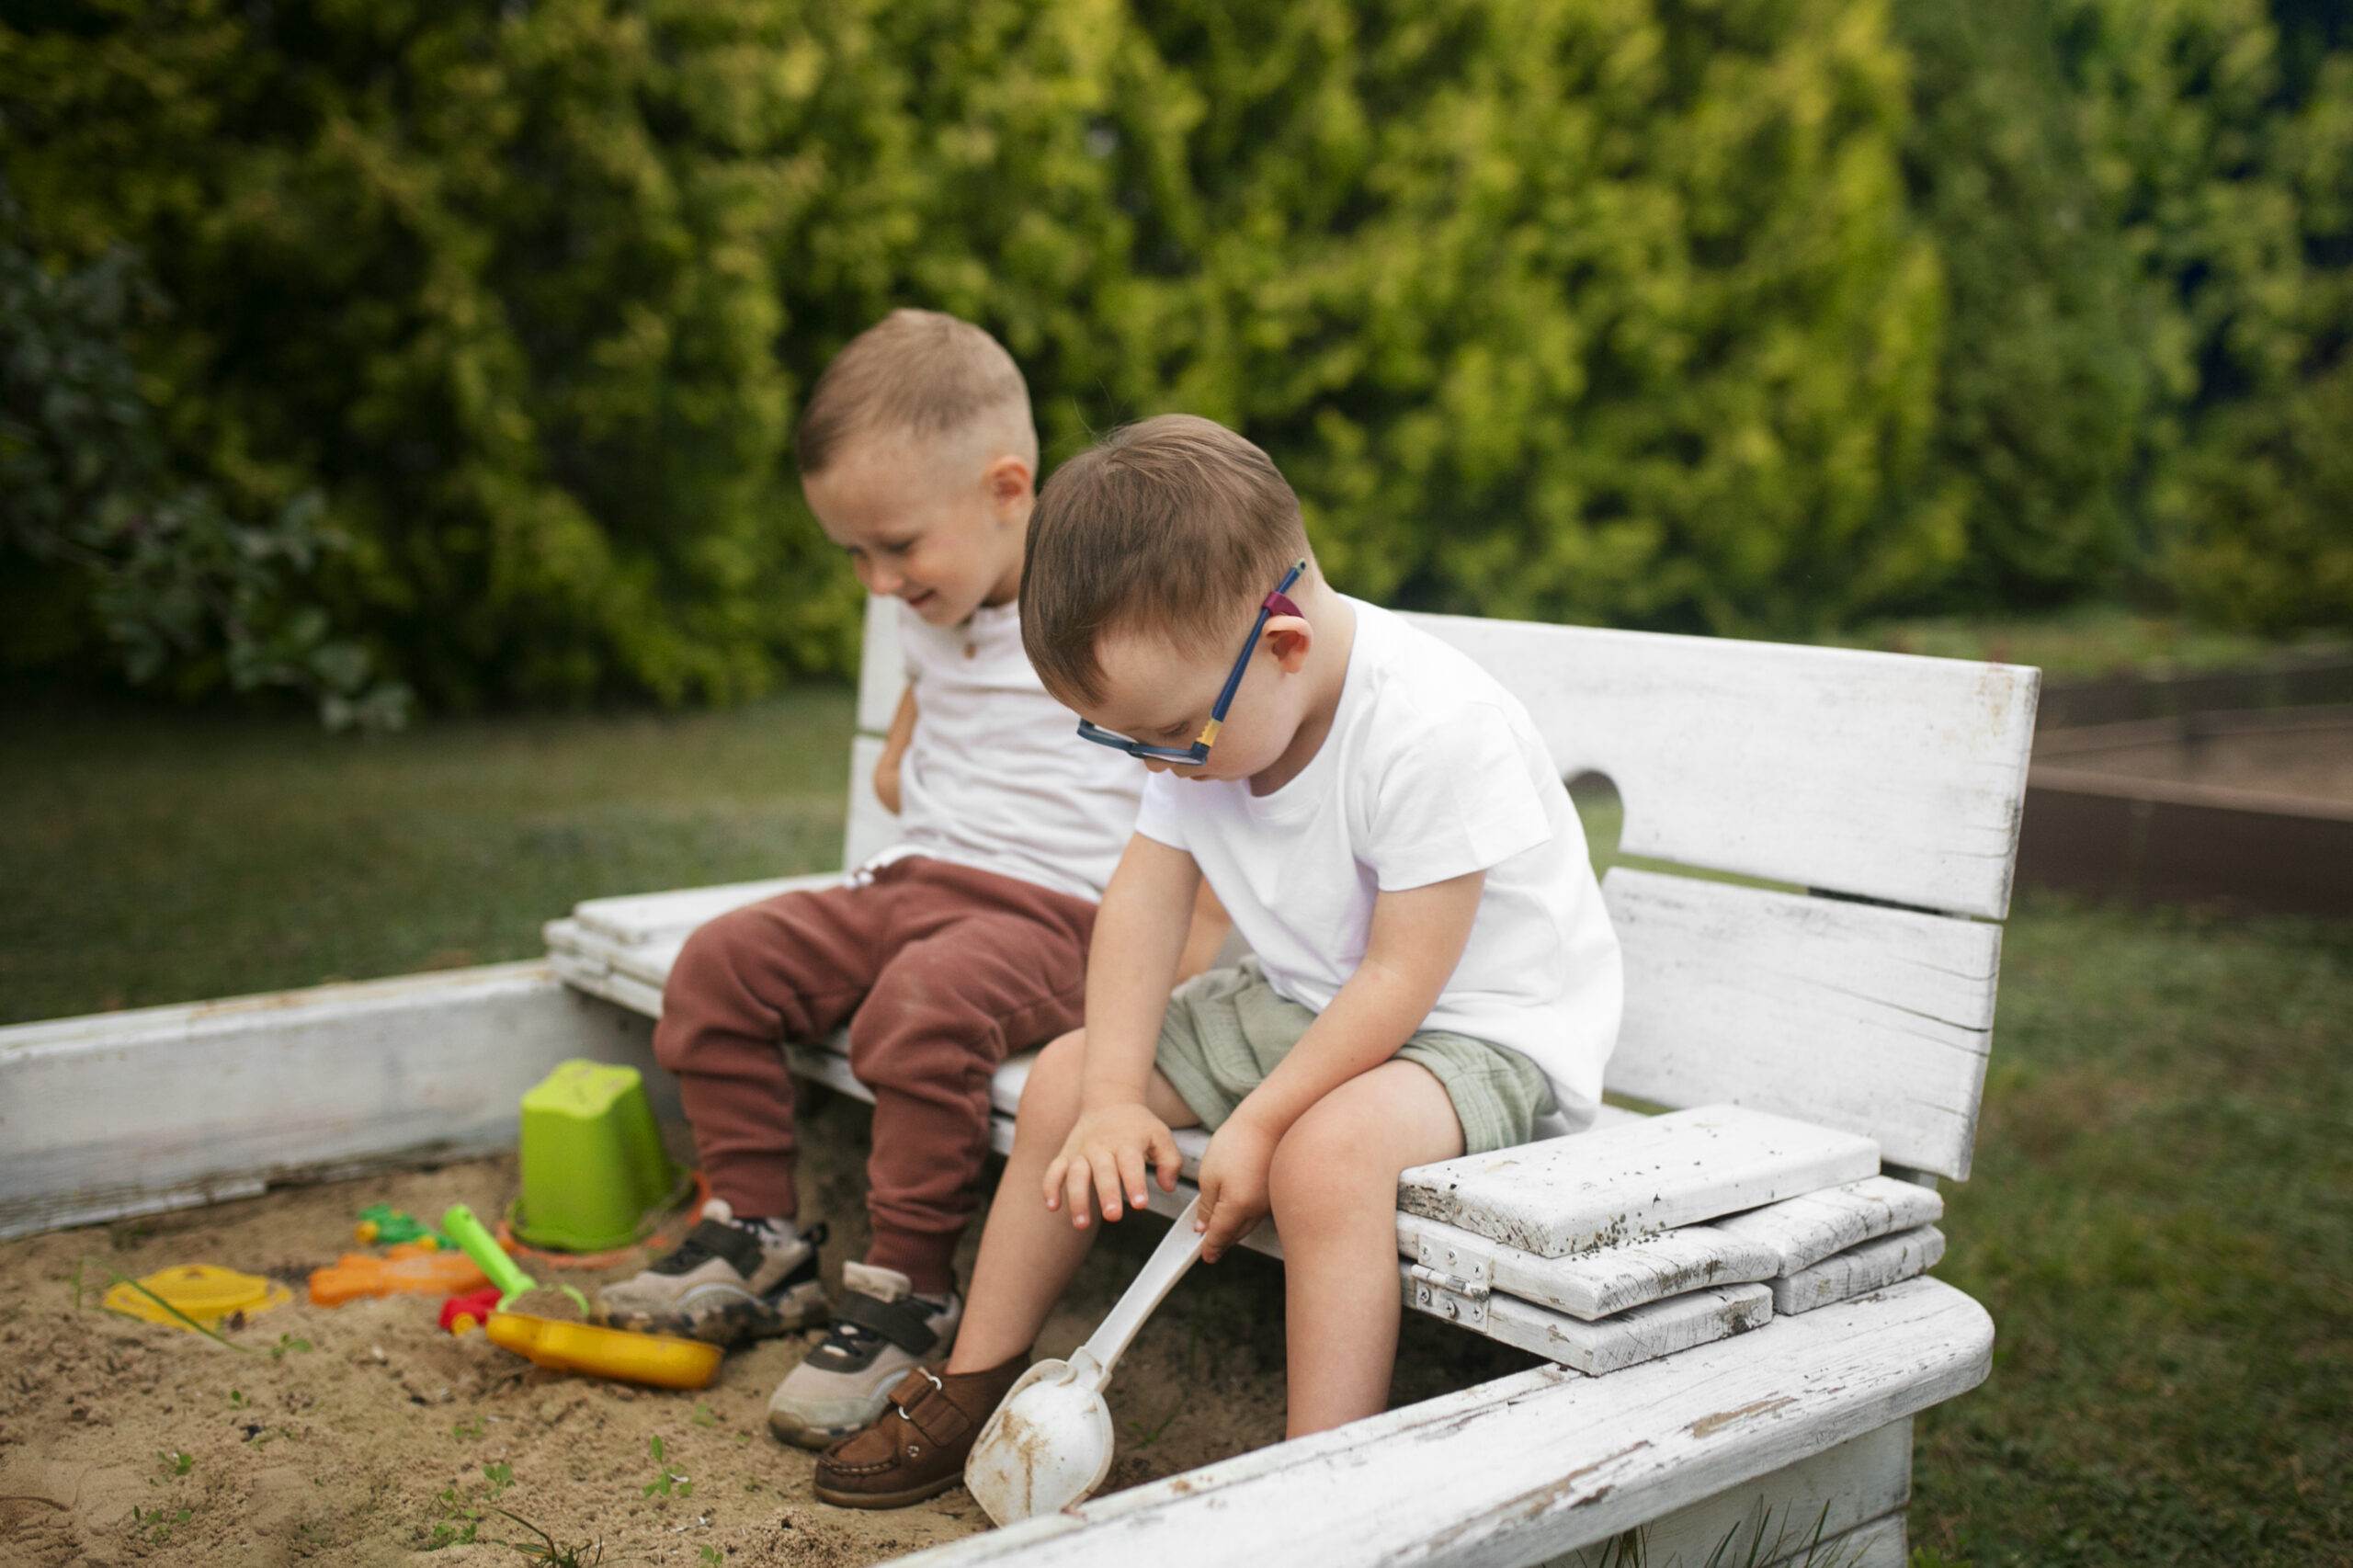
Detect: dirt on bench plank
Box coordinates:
(0, 1095, 1538, 1566)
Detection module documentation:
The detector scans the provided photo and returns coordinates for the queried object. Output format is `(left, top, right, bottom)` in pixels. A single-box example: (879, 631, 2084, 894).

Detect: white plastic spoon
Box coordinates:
(965, 1196, 1208, 1525)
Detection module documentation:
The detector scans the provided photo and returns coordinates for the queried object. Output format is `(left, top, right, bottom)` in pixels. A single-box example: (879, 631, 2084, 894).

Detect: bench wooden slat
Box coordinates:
(1463, 1280, 1778, 1376)
(1604, 869, 1999, 1180)
(1398, 1104, 1880, 1257)
(890, 1276, 1990, 1568)
(1711, 1176, 1946, 1276)
(1400, 612, 2038, 918)
(1396, 1212, 1780, 1322)
(1550, 1417, 1911, 1568)
(1771, 1226, 1948, 1317)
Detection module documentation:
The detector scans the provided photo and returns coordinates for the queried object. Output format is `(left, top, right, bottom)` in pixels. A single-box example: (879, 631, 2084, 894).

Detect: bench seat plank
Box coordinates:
(892, 1276, 1991, 1568)
(1398, 1105, 1880, 1257)
(1548, 1418, 1909, 1568)
(1713, 1176, 1946, 1276)
(1395, 1212, 1780, 1322)
(1772, 1227, 1948, 1317)
(1461, 1280, 1777, 1376)
(1605, 869, 2001, 1180)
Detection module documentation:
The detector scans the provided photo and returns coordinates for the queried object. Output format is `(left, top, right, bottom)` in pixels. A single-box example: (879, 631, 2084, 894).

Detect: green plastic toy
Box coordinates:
(440, 1204, 590, 1316)
(507, 1060, 691, 1253)
(354, 1204, 447, 1249)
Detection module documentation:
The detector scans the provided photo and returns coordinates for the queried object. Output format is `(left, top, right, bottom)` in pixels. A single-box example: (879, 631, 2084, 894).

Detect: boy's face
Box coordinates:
(1077, 614, 1315, 786)
(804, 428, 1033, 628)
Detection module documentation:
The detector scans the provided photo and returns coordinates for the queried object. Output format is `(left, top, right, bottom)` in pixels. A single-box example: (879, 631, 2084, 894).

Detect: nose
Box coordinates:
(1142, 758, 1170, 775)
(858, 558, 904, 597)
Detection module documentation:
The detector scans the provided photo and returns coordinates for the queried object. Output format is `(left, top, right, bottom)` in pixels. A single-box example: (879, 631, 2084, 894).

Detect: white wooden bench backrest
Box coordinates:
(847, 600, 2039, 1181)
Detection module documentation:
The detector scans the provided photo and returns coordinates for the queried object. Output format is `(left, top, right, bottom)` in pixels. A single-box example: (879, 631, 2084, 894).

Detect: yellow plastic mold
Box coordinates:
(483, 1312, 722, 1390)
(104, 1265, 291, 1331)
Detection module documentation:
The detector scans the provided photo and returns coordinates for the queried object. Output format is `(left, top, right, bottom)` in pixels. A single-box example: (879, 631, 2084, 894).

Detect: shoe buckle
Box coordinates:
(892, 1366, 945, 1424)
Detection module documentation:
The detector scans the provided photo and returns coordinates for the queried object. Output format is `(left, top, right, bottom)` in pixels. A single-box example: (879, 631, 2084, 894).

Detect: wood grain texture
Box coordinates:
(1604, 869, 2001, 1181)
(1461, 1281, 1778, 1376)
(891, 1277, 1991, 1568)
(0, 964, 654, 1240)
(1714, 1177, 1946, 1276)
(1400, 611, 2039, 918)
(1395, 1212, 1780, 1322)
(1544, 1420, 1910, 1568)
(1398, 1105, 1880, 1257)
(1771, 1228, 1947, 1317)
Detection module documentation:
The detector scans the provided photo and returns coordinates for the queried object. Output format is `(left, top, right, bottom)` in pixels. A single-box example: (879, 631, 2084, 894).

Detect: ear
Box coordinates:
(983, 453, 1034, 514)
(1264, 615, 1313, 674)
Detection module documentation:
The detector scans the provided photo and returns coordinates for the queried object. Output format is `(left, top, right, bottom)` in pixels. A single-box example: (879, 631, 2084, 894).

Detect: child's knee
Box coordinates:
(1012, 1031, 1087, 1144)
(1267, 1108, 1386, 1221)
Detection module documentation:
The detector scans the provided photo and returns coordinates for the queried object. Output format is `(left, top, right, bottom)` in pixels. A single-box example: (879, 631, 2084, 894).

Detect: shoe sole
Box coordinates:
(813, 1472, 967, 1509)
(768, 1408, 874, 1451)
(599, 1280, 831, 1347)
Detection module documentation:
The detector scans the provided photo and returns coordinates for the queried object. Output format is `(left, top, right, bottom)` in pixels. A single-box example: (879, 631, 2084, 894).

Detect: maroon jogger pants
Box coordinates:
(652, 856, 1096, 1296)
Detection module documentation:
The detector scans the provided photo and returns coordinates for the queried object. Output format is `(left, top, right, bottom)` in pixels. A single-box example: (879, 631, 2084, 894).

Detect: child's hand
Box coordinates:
(1193, 1113, 1279, 1262)
(1043, 1104, 1181, 1230)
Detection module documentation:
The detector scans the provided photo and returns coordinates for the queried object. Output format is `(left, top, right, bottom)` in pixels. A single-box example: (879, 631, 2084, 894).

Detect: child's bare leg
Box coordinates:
(947, 1028, 1198, 1373)
(1266, 1061, 1465, 1437)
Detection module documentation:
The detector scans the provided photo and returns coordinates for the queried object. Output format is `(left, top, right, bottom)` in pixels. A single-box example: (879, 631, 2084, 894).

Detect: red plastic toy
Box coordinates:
(438, 1286, 503, 1336)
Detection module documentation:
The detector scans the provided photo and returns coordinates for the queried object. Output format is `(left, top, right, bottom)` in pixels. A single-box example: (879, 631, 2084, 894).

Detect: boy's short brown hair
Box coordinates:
(794, 309, 1034, 475)
(1021, 415, 1313, 706)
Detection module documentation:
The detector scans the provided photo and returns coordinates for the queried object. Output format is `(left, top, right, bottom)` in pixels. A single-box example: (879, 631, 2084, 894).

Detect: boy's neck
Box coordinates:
(1250, 585, 1356, 797)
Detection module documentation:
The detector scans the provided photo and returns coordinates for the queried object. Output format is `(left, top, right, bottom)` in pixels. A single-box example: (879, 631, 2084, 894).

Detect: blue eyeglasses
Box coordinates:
(1076, 560, 1309, 766)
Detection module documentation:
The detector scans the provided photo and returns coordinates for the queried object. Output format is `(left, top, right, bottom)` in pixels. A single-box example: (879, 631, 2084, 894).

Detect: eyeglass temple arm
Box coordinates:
(1197, 560, 1309, 748)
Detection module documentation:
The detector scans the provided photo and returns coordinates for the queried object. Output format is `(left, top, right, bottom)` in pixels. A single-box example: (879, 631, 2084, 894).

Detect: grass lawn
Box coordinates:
(4, 693, 2347, 1566)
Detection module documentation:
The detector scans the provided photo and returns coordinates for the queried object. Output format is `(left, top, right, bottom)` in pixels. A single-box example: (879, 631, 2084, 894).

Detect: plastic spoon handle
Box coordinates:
(442, 1204, 538, 1301)
(1077, 1197, 1206, 1385)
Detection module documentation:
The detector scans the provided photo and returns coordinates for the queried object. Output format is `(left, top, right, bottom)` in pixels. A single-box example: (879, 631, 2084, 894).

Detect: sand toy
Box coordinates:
(308, 1243, 490, 1307)
(966, 1199, 1208, 1525)
(442, 1203, 720, 1389)
(438, 1286, 502, 1335)
(105, 1265, 291, 1332)
(508, 1060, 691, 1253)
(353, 1203, 446, 1248)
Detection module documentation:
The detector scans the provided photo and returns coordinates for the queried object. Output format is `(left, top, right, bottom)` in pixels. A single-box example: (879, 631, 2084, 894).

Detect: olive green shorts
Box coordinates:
(1154, 960, 1555, 1156)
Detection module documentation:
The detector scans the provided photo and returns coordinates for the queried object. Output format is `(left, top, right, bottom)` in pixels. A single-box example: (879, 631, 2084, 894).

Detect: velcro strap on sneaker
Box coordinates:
(834, 1290, 940, 1357)
(661, 1218, 768, 1279)
(889, 1369, 973, 1449)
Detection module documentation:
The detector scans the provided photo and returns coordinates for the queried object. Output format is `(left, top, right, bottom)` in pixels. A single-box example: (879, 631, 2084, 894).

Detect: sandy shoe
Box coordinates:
(812, 1355, 1029, 1509)
(767, 1262, 961, 1449)
(593, 1200, 828, 1346)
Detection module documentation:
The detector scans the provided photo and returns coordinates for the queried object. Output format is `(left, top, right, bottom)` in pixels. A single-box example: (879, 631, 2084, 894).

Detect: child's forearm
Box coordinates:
(872, 687, 916, 814)
(1078, 835, 1199, 1108)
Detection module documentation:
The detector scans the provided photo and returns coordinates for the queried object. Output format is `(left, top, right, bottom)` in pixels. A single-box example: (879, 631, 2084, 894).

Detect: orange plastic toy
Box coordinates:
(309, 1242, 490, 1307)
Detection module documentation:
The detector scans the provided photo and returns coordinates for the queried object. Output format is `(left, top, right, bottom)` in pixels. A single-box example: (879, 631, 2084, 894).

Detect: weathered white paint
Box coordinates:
(1448, 1279, 1779, 1377)
(1771, 1228, 1947, 1318)
(1544, 1419, 1910, 1568)
(848, 601, 2039, 917)
(1399, 612, 2039, 919)
(889, 1277, 1990, 1568)
(1398, 1105, 1880, 1257)
(573, 874, 835, 947)
(1713, 1177, 1946, 1277)
(0, 964, 650, 1241)
(1604, 869, 2000, 1182)
(1395, 1212, 1780, 1322)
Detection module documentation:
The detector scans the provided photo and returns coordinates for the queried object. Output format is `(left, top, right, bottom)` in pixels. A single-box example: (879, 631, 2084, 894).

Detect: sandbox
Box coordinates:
(0, 1094, 1531, 1567)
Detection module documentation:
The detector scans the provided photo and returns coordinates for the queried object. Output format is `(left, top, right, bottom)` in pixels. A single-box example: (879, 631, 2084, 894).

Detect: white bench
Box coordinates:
(543, 597, 2039, 1568)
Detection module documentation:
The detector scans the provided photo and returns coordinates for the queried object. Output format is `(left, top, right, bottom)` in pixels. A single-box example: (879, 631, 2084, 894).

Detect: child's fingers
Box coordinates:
(1088, 1152, 1129, 1222)
(1116, 1146, 1152, 1214)
(1041, 1154, 1069, 1210)
(1153, 1128, 1182, 1194)
(1064, 1161, 1097, 1229)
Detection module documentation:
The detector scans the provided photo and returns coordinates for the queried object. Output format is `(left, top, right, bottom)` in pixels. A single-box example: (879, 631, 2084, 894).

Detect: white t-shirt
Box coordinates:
(1132, 598, 1622, 1122)
(887, 598, 1143, 903)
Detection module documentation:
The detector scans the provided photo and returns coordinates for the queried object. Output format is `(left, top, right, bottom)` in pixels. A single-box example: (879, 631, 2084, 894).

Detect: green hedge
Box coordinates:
(2, 0, 2347, 708)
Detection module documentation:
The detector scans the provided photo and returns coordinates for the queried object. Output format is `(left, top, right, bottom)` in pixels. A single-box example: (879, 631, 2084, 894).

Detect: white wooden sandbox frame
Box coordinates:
(1, 600, 2038, 1568)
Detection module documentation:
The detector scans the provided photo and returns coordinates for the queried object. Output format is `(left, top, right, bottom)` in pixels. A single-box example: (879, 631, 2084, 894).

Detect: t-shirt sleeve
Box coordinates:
(1366, 704, 1554, 892)
(1132, 769, 1190, 852)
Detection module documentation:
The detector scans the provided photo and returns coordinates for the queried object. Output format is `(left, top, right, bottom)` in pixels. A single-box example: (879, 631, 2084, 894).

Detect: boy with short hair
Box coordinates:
(813, 414, 1622, 1507)
(596, 313, 1221, 1449)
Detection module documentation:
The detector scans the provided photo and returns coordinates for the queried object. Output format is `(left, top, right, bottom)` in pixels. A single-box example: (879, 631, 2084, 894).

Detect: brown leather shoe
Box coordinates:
(812, 1354, 1029, 1509)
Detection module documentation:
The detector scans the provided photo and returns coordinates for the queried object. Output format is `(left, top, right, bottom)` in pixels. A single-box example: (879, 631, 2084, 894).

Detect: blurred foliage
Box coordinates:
(0, 0, 2347, 710)
(0, 176, 410, 726)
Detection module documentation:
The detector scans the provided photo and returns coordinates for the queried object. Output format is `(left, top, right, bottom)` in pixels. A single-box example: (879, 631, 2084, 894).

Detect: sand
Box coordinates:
(0, 1095, 1536, 1566)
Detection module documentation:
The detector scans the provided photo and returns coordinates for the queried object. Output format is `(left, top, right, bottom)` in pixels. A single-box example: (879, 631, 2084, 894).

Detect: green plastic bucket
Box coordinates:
(509, 1060, 690, 1253)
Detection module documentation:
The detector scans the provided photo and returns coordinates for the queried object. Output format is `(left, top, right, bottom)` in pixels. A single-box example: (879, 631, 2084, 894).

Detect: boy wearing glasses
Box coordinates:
(813, 414, 1621, 1507)
(597, 315, 1225, 1449)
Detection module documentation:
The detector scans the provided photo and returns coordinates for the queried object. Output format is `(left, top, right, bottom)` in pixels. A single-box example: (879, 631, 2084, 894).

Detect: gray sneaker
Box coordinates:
(766, 1262, 961, 1449)
(594, 1199, 829, 1346)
